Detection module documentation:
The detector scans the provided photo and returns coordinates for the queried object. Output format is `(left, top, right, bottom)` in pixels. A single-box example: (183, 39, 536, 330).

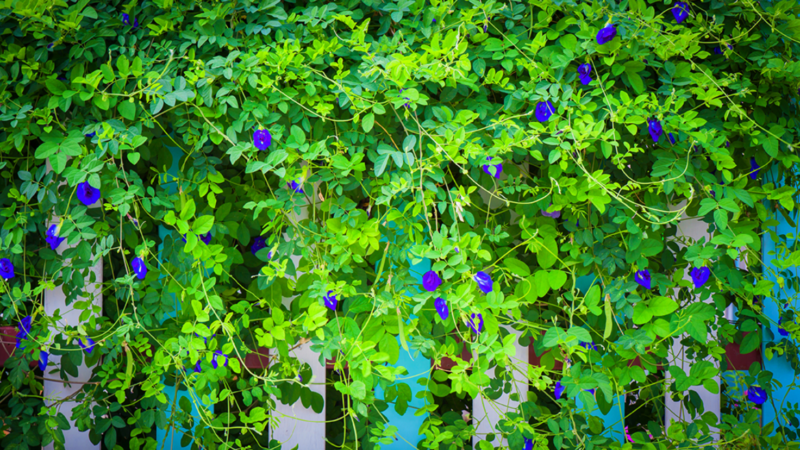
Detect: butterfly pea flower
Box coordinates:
(523, 438, 533, 450)
(85, 131, 96, 138)
(399, 88, 411, 108)
(778, 317, 790, 337)
(542, 204, 561, 219)
(577, 64, 592, 86)
(78, 337, 95, 354)
(46, 224, 66, 251)
(535, 101, 555, 122)
(122, 13, 138, 28)
(750, 157, 760, 180)
(15, 315, 31, 349)
(596, 24, 617, 45)
(324, 290, 338, 311)
(212, 350, 229, 369)
(690, 266, 710, 288)
(0, 258, 14, 279)
(251, 236, 267, 255)
(131, 257, 147, 280)
(580, 341, 597, 351)
(482, 157, 503, 179)
(745, 386, 767, 405)
(288, 180, 305, 194)
(434, 297, 449, 321)
(253, 129, 272, 151)
(648, 118, 663, 143)
(422, 270, 442, 292)
(196, 360, 202, 372)
(200, 232, 212, 245)
(673, 2, 690, 23)
(483, 24, 488, 32)
(669, 133, 676, 145)
(555, 381, 565, 400)
(76, 182, 101, 206)
(467, 313, 483, 334)
(474, 271, 493, 294)
(634, 269, 652, 290)
(39, 351, 49, 371)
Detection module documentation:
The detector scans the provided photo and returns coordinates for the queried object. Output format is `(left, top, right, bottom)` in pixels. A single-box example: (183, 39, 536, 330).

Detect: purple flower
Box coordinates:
(122, 13, 130, 25)
(199, 232, 212, 245)
(133, 17, 139, 28)
(422, 270, 442, 292)
(713, 47, 723, 55)
(196, 360, 202, 372)
(474, 271, 493, 294)
(15, 316, 31, 349)
(555, 381, 565, 400)
(535, 101, 555, 122)
(251, 236, 267, 255)
(212, 350, 229, 369)
(253, 129, 272, 151)
(46, 224, 65, 251)
(482, 157, 503, 179)
(746, 387, 767, 405)
(76, 182, 101, 206)
(673, 2, 690, 23)
(324, 290, 338, 311)
(523, 438, 533, 450)
(690, 267, 710, 288)
(85, 131, 96, 138)
(434, 297, 449, 321)
(596, 25, 617, 45)
(750, 157, 760, 180)
(467, 313, 483, 334)
(669, 133, 676, 145)
(778, 317, 790, 337)
(634, 269, 652, 290)
(483, 24, 487, 32)
(542, 204, 561, 219)
(132, 257, 147, 280)
(577, 64, 592, 85)
(39, 351, 49, 371)
(288, 180, 305, 194)
(78, 337, 95, 354)
(399, 88, 410, 108)
(194, 333, 216, 345)
(648, 118, 663, 143)
(0, 258, 14, 279)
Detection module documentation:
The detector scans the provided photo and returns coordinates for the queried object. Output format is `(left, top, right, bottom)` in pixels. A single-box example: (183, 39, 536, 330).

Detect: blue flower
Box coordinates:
(85, 131, 96, 138)
(200, 232, 212, 245)
(577, 64, 592, 85)
(778, 317, 790, 337)
(194, 333, 217, 345)
(422, 270, 442, 292)
(580, 341, 597, 351)
(747, 386, 767, 405)
(78, 337, 95, 354)
(483, 24, 487, 32)
(251, 236, 267, 255)
(535, 101, 555, 122)
(542, 204, 561, 219)
(132, 257, 147, 280)
(648, 118, 663, 143)
(634, 269, 652, 290)
(196, 360, 202, 373)
(673, 2, 690, 23)
(122, 13, 130, 25)
(45, 224, 65, 251)
(750, 157, 760, 180)
(690, 267, 710, 288)
(467, 313, 483, 334)
(212, 350, 229, 369)
(288, 180, 305, 194)
(555, 381, 565, 400)
(76, 182, 101, 206)
(523, 437, 533, 450)
(596, 25, 617, 45)
(134, 17, 139, 28)
(482, 157, 503, 179)
(15, 316, 31, 349)
(253, 129, 272, 151)
(474, 271, 493, 294)
(435, 297, 449, 321)
(324, 290, 338, 311)
(0, 258, 14, 279)
(668, 133, 676, 145)
(39, 351, 49, 371)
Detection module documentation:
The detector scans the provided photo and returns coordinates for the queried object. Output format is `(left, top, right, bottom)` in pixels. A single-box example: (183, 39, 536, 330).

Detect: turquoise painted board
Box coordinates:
(761, 166, 798, 434)
(374, 255, 431, 449)
(574, 274, 626, 443)
(156, 145, 212, 450)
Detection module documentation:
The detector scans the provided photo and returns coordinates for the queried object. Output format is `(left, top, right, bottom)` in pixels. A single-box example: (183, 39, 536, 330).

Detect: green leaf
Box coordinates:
(542, 327, 567, 348)
(537, 237, 558, 269)
(504, 257, 530, 277)
(362, 113, 375, 133)
(118, 100, 136, 121)
(193, 215, 214, 234)
(649, 296, 678, 316)
(740, 332, 760, 354)
(567, 327, 592, 344)
(714, 209, 728, 230)
(374, 153, 390, 176)
(116, 55, 130, 77)
(548, 270, 567, 290)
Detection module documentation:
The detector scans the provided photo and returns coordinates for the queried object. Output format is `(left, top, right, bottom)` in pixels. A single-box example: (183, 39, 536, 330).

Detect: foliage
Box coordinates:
(1, 0, 800, 449)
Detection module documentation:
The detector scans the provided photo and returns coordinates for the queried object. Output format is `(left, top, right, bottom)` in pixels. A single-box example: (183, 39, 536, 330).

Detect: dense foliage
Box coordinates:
(1, 0, 800, 449)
